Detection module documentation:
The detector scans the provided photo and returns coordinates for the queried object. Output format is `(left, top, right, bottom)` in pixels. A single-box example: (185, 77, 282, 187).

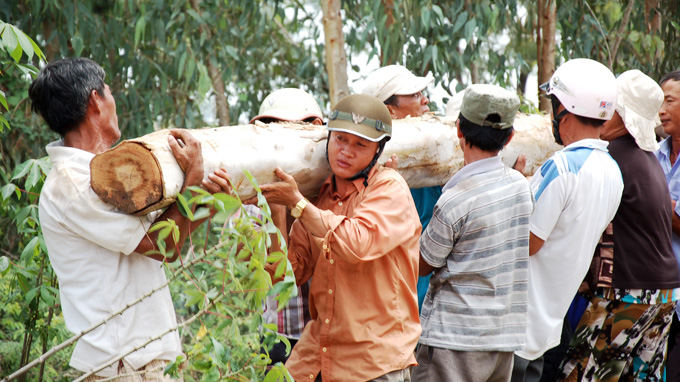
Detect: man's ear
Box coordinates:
(456, 119, 463, 139)
(89, 89, 102, 114)
(504, 130, 515, 147)
(386, 104, 398, 118)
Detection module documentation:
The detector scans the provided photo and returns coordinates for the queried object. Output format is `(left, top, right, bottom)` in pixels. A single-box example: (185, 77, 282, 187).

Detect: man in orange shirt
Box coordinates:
(254, 94, 422, 381)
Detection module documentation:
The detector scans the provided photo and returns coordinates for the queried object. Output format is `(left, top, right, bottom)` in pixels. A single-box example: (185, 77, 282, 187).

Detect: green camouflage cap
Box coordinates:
(460, 84, 520, 129)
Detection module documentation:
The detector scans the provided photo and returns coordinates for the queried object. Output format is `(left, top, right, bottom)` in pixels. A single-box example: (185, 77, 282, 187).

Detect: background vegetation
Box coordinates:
(2, 0, 680, 380)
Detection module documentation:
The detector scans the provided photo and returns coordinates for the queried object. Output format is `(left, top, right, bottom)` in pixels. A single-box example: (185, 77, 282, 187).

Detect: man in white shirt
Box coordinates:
(511, 58, 624, 382)
(29, 57, 230, 380)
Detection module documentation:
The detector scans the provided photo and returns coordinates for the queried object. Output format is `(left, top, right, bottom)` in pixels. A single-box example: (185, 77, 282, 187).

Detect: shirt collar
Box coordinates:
(442, 156, 504, 193)
(320, 166, 379, 199)
(45, 140, 95, 162)
(657, 136, 672, 157)
(561, 138, 609, 153)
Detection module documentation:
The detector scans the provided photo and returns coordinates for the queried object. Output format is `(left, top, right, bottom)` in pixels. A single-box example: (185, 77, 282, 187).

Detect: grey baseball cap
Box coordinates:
(460, 84, 520, 129)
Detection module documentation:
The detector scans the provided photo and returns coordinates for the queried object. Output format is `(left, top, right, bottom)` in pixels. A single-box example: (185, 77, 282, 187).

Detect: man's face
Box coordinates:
(388, 91, 430, 119)
(660, 79, 680, 137)
(327, 131, 379, 180)
(99, 84, 121, 144)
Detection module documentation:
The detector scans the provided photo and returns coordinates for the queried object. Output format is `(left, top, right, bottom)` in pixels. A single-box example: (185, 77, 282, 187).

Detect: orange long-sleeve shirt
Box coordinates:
(284, 166, 422, 382)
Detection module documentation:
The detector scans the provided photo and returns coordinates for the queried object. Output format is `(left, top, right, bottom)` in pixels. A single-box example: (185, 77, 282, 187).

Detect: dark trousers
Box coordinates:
(668, 313, 680, 382)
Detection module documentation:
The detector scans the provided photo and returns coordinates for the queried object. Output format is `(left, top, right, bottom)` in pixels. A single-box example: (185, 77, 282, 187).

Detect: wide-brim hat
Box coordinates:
(360, 65, 433, 102)
(616, 70, 662, 152)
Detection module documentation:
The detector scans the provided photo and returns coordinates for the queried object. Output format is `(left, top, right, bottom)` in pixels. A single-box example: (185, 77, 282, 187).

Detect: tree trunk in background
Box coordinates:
(645, 0, 661, 33)
(322, 0, 350, 109)
(610, 0, 635, 69)
(380, 0, 395, 65)
(537, 0, 556, 113)
(189, 0, 230, 126)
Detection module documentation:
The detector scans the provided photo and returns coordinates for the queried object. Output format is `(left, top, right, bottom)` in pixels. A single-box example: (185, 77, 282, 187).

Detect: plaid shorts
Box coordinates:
(557, 291, 676, 382)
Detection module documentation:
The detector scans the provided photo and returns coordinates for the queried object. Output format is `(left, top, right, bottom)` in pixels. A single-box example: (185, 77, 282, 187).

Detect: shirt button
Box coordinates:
(325, 318, 330, 324)
(328, 289, 333, 294)
(323, 244, 327, 250)
(329, 259, 334, 264)
(322, 347, 328, 352)
(309, 374, 314, 379)
(338, 201, 343, 206)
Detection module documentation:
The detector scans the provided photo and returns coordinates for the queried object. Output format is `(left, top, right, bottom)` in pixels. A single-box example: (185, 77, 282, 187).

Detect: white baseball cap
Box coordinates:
(250, 88, 323, 124)
(360, 65, 433, 102)
(615, 70, 662, 152)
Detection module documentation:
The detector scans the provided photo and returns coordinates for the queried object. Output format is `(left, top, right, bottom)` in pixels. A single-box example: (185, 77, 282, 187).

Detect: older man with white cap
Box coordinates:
(554, 70, 680, 381)
(361, 64, 433, 119)
(361, 65, 438, 313)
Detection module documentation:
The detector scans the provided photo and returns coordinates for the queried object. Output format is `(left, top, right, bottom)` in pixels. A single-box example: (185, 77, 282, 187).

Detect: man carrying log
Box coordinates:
(252, 94, 422, 381)
(511, 58, 624, 382)
(360, 64, 438, 312)
(654, 70, 680, 382)
(556, 70, 680, 381)
(249, 88, 323, 365)
(29, 57, 231, 380)
(410, 84, 533, 382)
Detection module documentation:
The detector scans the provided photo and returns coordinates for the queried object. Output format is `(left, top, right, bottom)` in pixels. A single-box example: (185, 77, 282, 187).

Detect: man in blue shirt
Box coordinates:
(655, 70, 680, 382)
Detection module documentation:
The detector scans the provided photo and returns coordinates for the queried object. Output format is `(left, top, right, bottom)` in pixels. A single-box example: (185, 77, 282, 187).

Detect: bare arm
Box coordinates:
(529, 232, 545, 256)
(419, 254, 437, 276)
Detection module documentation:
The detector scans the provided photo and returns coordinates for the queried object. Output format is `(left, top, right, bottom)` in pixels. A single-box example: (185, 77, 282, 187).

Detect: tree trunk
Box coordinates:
(321, 0, 350, 108)
(189, 0, 230, 125)
(380, 0, 395, 65)
(537, 0, 556, 113)
(610, 0, 635, 69)
(90, 114, 559, 215)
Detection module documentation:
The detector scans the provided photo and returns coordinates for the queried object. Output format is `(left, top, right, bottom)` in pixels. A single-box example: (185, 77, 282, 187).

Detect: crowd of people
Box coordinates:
(28, 55, 680, 382)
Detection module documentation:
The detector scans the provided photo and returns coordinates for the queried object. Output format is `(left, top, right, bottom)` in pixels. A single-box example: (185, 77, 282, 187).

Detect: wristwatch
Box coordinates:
(290, 198, 309, 219)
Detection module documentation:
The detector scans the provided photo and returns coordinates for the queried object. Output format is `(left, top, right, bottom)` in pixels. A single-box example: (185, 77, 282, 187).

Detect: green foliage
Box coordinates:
(555, 0, 680, 80)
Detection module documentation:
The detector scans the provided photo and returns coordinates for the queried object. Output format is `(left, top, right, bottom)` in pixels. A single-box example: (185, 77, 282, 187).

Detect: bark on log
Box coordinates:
(90, 114, 560, 215)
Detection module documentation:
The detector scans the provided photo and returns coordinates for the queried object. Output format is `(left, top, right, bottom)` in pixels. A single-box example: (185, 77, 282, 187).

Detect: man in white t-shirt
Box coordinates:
(29, 57, 231, 380)
(510, 58, 623, 382)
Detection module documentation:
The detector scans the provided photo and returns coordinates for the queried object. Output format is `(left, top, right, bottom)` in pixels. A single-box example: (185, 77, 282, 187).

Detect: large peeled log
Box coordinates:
(90, 114, 560, 215)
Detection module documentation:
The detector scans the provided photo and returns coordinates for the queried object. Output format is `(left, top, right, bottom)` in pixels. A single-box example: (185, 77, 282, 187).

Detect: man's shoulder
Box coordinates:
(372, 166, 410, 188)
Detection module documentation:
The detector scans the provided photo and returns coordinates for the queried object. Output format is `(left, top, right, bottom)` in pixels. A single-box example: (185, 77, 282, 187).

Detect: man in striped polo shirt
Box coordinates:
(412, 84, 533, 382)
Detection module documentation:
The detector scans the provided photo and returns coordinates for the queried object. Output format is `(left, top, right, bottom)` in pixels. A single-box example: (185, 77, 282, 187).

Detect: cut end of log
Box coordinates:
(90, 141, 164, 214)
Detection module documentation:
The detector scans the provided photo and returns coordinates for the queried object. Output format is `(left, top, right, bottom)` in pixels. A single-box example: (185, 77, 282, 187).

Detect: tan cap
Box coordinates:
(250, 88, 322, 124)
(327, 94, 392, 142)
(360, 65, 433, 102)
(460, 84, 520, 129)
(615, 70, 662, 152)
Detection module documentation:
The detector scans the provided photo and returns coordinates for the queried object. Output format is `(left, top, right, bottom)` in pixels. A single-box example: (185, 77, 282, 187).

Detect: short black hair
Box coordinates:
(660, 71, 680, 86)
(458, 114, 513, 152)
(29, 57, 106, 137)
(384, 94, 399, 107)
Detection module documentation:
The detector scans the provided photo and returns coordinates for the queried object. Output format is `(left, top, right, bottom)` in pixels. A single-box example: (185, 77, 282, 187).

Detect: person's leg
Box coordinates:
(620, 301, 674, 381)
(511, 354, 544, 382)
(559, 296, 674, 382)
(369, 367, 411, 382)
(668, 312, 680, 382)
(413, 345, 515, 382)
